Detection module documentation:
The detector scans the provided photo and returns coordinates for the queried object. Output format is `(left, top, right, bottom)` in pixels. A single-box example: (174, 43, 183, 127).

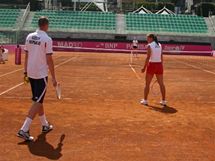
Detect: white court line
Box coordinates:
(0, 56, 76, 96)
(0, 68, 23, 78)
(0, 55, 63, 79)
(0, 82, 24, 96)
(3, 96, 215, 104)
(55, 57, 76, 68)
(129, 64, 141, 80)
(179, 61, 215, 76)
(1, 96, 72, 100)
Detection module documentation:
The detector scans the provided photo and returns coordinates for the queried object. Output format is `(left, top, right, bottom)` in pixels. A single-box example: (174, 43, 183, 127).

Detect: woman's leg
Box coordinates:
(156, 74, 166, 101)
(144, 73, 154, 100)
(135, 50, 138, 58)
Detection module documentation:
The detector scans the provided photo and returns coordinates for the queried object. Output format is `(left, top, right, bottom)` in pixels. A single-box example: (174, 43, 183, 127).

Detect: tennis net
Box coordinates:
(52, 45, 215, 71)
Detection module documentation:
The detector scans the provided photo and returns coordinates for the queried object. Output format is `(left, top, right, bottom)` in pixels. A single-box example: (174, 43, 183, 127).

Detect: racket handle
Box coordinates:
(24, 76, 29, 84)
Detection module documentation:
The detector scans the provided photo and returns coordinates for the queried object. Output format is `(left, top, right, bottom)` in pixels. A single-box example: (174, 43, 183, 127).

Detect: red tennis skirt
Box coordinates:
(146, 62, 163, 75)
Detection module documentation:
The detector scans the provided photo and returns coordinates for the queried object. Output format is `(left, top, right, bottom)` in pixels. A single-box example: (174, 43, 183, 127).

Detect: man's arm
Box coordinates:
(24, 52, 28, 73)
(46, 54, 57, 87)
(24, 35, 29, 73)
(23, 52, 29, 83)
(142, 46, 151, 73)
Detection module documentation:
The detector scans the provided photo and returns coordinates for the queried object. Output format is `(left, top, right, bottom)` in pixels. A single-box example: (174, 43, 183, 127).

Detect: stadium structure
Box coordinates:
(0, 0, 214, 54)
(1, 2, 215, 160)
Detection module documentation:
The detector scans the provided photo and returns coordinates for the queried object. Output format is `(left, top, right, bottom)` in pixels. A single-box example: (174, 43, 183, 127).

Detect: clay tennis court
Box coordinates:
(0, 52, 215, 161)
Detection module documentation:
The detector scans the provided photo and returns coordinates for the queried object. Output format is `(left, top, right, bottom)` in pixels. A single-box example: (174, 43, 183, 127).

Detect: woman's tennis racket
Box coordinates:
(55, 83, 62, 99)
(151, 80, 160, 96)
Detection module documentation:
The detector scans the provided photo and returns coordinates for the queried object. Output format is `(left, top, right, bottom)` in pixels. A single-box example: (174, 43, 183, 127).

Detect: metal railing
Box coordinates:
(15, 2, 30, 44)
(18, 2, 30, 31)
(208, 16, 215, 34)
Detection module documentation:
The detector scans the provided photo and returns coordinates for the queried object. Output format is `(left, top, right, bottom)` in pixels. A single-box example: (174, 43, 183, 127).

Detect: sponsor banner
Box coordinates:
(53, 40, 212, 55)
(1, 45, 16, 54)
(3, 41, 212, 56)
(1, 45, 26, 54)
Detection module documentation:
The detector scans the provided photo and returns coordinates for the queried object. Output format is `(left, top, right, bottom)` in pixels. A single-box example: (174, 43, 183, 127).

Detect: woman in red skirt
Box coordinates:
(140, 34, 167, 106)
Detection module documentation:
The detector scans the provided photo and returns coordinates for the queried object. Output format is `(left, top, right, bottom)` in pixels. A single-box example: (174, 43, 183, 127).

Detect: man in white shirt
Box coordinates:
(17, 17, 58, 141)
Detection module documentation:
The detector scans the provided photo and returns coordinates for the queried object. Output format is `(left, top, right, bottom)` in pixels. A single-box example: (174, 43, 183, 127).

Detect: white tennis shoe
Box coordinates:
(140, 99, 148, 106)
(42, 123, 53, 133)
(17, 130, 34, 141)
(160, 100, 167, 106)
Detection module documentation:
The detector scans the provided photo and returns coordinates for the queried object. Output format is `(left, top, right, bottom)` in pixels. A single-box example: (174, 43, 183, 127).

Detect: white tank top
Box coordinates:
(148, 41, 162, 63)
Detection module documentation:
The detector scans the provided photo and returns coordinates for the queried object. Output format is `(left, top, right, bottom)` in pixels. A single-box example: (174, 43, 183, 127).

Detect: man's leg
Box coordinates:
(37, 77, 52, 130)
(38, 104, 49, 126)
(0, 56, 5, 64)
(38, 103, 53, 133)
(20, 102, 42, 132)
(17, 102, 42, 141)
(18, 77, 48, 140)
(38, 104, 44, 116)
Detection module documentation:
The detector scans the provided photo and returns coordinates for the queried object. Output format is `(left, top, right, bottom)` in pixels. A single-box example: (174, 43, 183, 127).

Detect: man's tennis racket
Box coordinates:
(55, 83, 61, 99)
(151, 80, 160, 96)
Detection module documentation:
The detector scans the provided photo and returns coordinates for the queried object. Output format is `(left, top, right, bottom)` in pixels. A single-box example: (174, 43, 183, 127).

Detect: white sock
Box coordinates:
(39, 114, 49, 126)
(20, 117, 32, 132)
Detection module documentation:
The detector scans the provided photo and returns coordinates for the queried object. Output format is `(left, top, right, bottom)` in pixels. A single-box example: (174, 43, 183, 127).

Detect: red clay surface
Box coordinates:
(0, 52, 215, 161)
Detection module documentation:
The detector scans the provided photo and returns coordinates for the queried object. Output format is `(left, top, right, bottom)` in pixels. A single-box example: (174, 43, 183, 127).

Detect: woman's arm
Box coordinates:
(141, 46, 151, 73)
(161, 49, 163, 63)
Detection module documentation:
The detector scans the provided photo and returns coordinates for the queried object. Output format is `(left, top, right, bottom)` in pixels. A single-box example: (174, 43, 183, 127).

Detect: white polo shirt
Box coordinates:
(148, 41, 162, 63)
(24, 29, 53, 79)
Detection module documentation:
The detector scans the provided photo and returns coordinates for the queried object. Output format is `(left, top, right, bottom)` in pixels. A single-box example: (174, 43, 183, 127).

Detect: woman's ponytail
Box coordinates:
(153, 35, 159, 45)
